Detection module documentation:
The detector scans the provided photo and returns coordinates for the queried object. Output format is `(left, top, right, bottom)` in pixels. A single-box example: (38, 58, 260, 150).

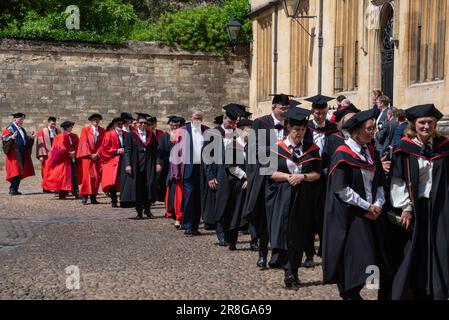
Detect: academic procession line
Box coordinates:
(2, 93, 449, 300)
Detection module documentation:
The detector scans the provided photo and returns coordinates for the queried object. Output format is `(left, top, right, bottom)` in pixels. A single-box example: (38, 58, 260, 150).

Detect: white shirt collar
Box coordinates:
(221, 124, 234, 134)
(13, 123, 21, 130)
(138, 129, 146, 135)
(91, 125, 98, 132)
(413, 137, 433, 147)
(284, 136, 302, 149)
(271, 113, 284, 126)
(115, 128, 122, 135)
(346, 137, 365, 153)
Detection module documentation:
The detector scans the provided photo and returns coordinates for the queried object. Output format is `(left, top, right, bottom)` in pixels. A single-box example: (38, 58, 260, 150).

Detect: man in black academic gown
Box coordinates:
(120, 113, 158, 219)
(243, 93, 292, 269)
(202, 104, 245, 246)
(303, 94, 337, 267)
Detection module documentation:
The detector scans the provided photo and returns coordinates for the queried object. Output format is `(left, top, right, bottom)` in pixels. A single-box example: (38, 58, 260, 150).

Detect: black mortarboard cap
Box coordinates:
(223, 104, 245, 121)
(120, 112, 134, 121)
(12, 112, 26, 118)
(305, 94, 335, 109)
(60, 120, 75, 128)
(342, 109, 380, 133)
(237, 118, 253, 128)
(136, 113, 151, 121)
(88, 113, 103, 121)
(284, 107, 312, 126)
(148, 116, 157, 124)
(270, 94, 293, 106)
(289, 99, 302, 108)
(406, 104, 443, 122)
(214, 115, 224, 125)
(333, 104, 361, 123)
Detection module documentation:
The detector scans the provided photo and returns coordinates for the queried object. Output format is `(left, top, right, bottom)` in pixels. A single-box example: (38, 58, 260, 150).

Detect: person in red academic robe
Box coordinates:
(76, 113, 106, 205)
(2, 112, 35, 195)
(43, 121, 80, 199)
(157, 116, 185, 227)
(99, 117, 127, 208)
(36, 116, 60, 192)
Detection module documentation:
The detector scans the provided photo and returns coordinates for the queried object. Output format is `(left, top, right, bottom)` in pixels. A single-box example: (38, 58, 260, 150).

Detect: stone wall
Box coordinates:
(0, 39, 250, 169)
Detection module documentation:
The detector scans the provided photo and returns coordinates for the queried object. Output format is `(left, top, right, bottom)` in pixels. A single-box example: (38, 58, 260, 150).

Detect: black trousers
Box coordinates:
(136, 170, 150, 214)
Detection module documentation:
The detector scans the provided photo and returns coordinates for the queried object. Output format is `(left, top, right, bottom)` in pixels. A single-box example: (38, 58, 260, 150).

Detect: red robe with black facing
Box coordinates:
(2, 125, 35, 182)
(76, 125, 105, 195)
(99, 130, 127, 193)
(43, 131, 80, 192)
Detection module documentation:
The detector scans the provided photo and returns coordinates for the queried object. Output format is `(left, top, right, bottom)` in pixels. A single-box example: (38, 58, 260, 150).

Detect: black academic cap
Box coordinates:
(88, 113, 102, 121)
(406, 104, 443, 122)
(234, 104, 252, 118)
(284, 107, 312, 126)
(289, 99, 302, 108)
(48, 116, 57, 122)
(136, 113, 150, 121)
(214, 115, 224, 125)
(120, 112, 134, 121)
(148, 116, 157, 124)
(305, 94, 335, 110)
(237, 118, 253, 128)
(270, 94, 293, 106)
(333, 104, 361, 123)
(60, 120, 75, 128)
(168, 116, 185, 124)
(342, 109, 380, 133)
(223, 104, 244, 121)
(12, 112, 26, 118)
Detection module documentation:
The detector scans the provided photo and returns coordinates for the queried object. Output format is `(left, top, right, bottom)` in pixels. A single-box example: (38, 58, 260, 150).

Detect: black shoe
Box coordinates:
(90, 196, 100, 205)
(191, 230, 201, 236)
(302, 258, 315, 269)
(111, 202, 118, 208)
(144, 209, 154, 219)
(81, 196, 88, 205)
(250, 243, 259, 252)
(184, 229, 193, 237)
(58, 194, 67, 200)
(229, 244, 237, 251)
(9, 190, 21, 196)
(257, 257, 268, 270)
(284, 272, 300, 290)
(218, 239, 228, 246)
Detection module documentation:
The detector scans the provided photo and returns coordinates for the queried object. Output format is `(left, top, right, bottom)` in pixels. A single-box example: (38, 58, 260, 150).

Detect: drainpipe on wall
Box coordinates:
(273, 4, 278, 94)
(318, 0, 323, 94)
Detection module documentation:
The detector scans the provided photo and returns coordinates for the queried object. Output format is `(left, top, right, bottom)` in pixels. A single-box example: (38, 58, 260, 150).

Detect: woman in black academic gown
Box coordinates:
(389, 104, 449, 300)
(215, 119, 253, 250)
(265, 107, 321, 289)
(322, 108, 390, 300)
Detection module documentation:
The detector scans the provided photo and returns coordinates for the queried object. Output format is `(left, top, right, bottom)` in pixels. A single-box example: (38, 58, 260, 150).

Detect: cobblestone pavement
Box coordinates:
(0, 171, 377, 300)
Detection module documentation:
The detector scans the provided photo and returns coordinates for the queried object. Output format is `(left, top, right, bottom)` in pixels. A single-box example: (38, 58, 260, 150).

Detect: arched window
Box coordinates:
(334, 0, 360, 93)
(410, 0, 446, 83)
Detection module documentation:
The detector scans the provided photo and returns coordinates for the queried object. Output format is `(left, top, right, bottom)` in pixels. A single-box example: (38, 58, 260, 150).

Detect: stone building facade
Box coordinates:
(0, 39, 250, 168)
(249, 0, 449, 133)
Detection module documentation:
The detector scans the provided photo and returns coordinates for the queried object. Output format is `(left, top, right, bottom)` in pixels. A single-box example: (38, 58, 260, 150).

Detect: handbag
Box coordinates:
(387, 157, 414, 232)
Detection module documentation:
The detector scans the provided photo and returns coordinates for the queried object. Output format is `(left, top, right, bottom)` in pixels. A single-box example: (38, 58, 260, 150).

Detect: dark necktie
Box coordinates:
(360, 146, 368, 160)
(289, 143, 302, 162)
(275, 124, 284, 131)
(420, 143, 432, 158)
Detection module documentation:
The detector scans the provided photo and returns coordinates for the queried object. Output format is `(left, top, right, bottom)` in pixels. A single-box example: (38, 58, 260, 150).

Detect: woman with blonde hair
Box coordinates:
(390, 104, 449, 300)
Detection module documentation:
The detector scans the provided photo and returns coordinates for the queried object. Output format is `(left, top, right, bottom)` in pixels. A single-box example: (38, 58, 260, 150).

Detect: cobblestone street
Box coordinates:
(0, 171, 376, 300)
